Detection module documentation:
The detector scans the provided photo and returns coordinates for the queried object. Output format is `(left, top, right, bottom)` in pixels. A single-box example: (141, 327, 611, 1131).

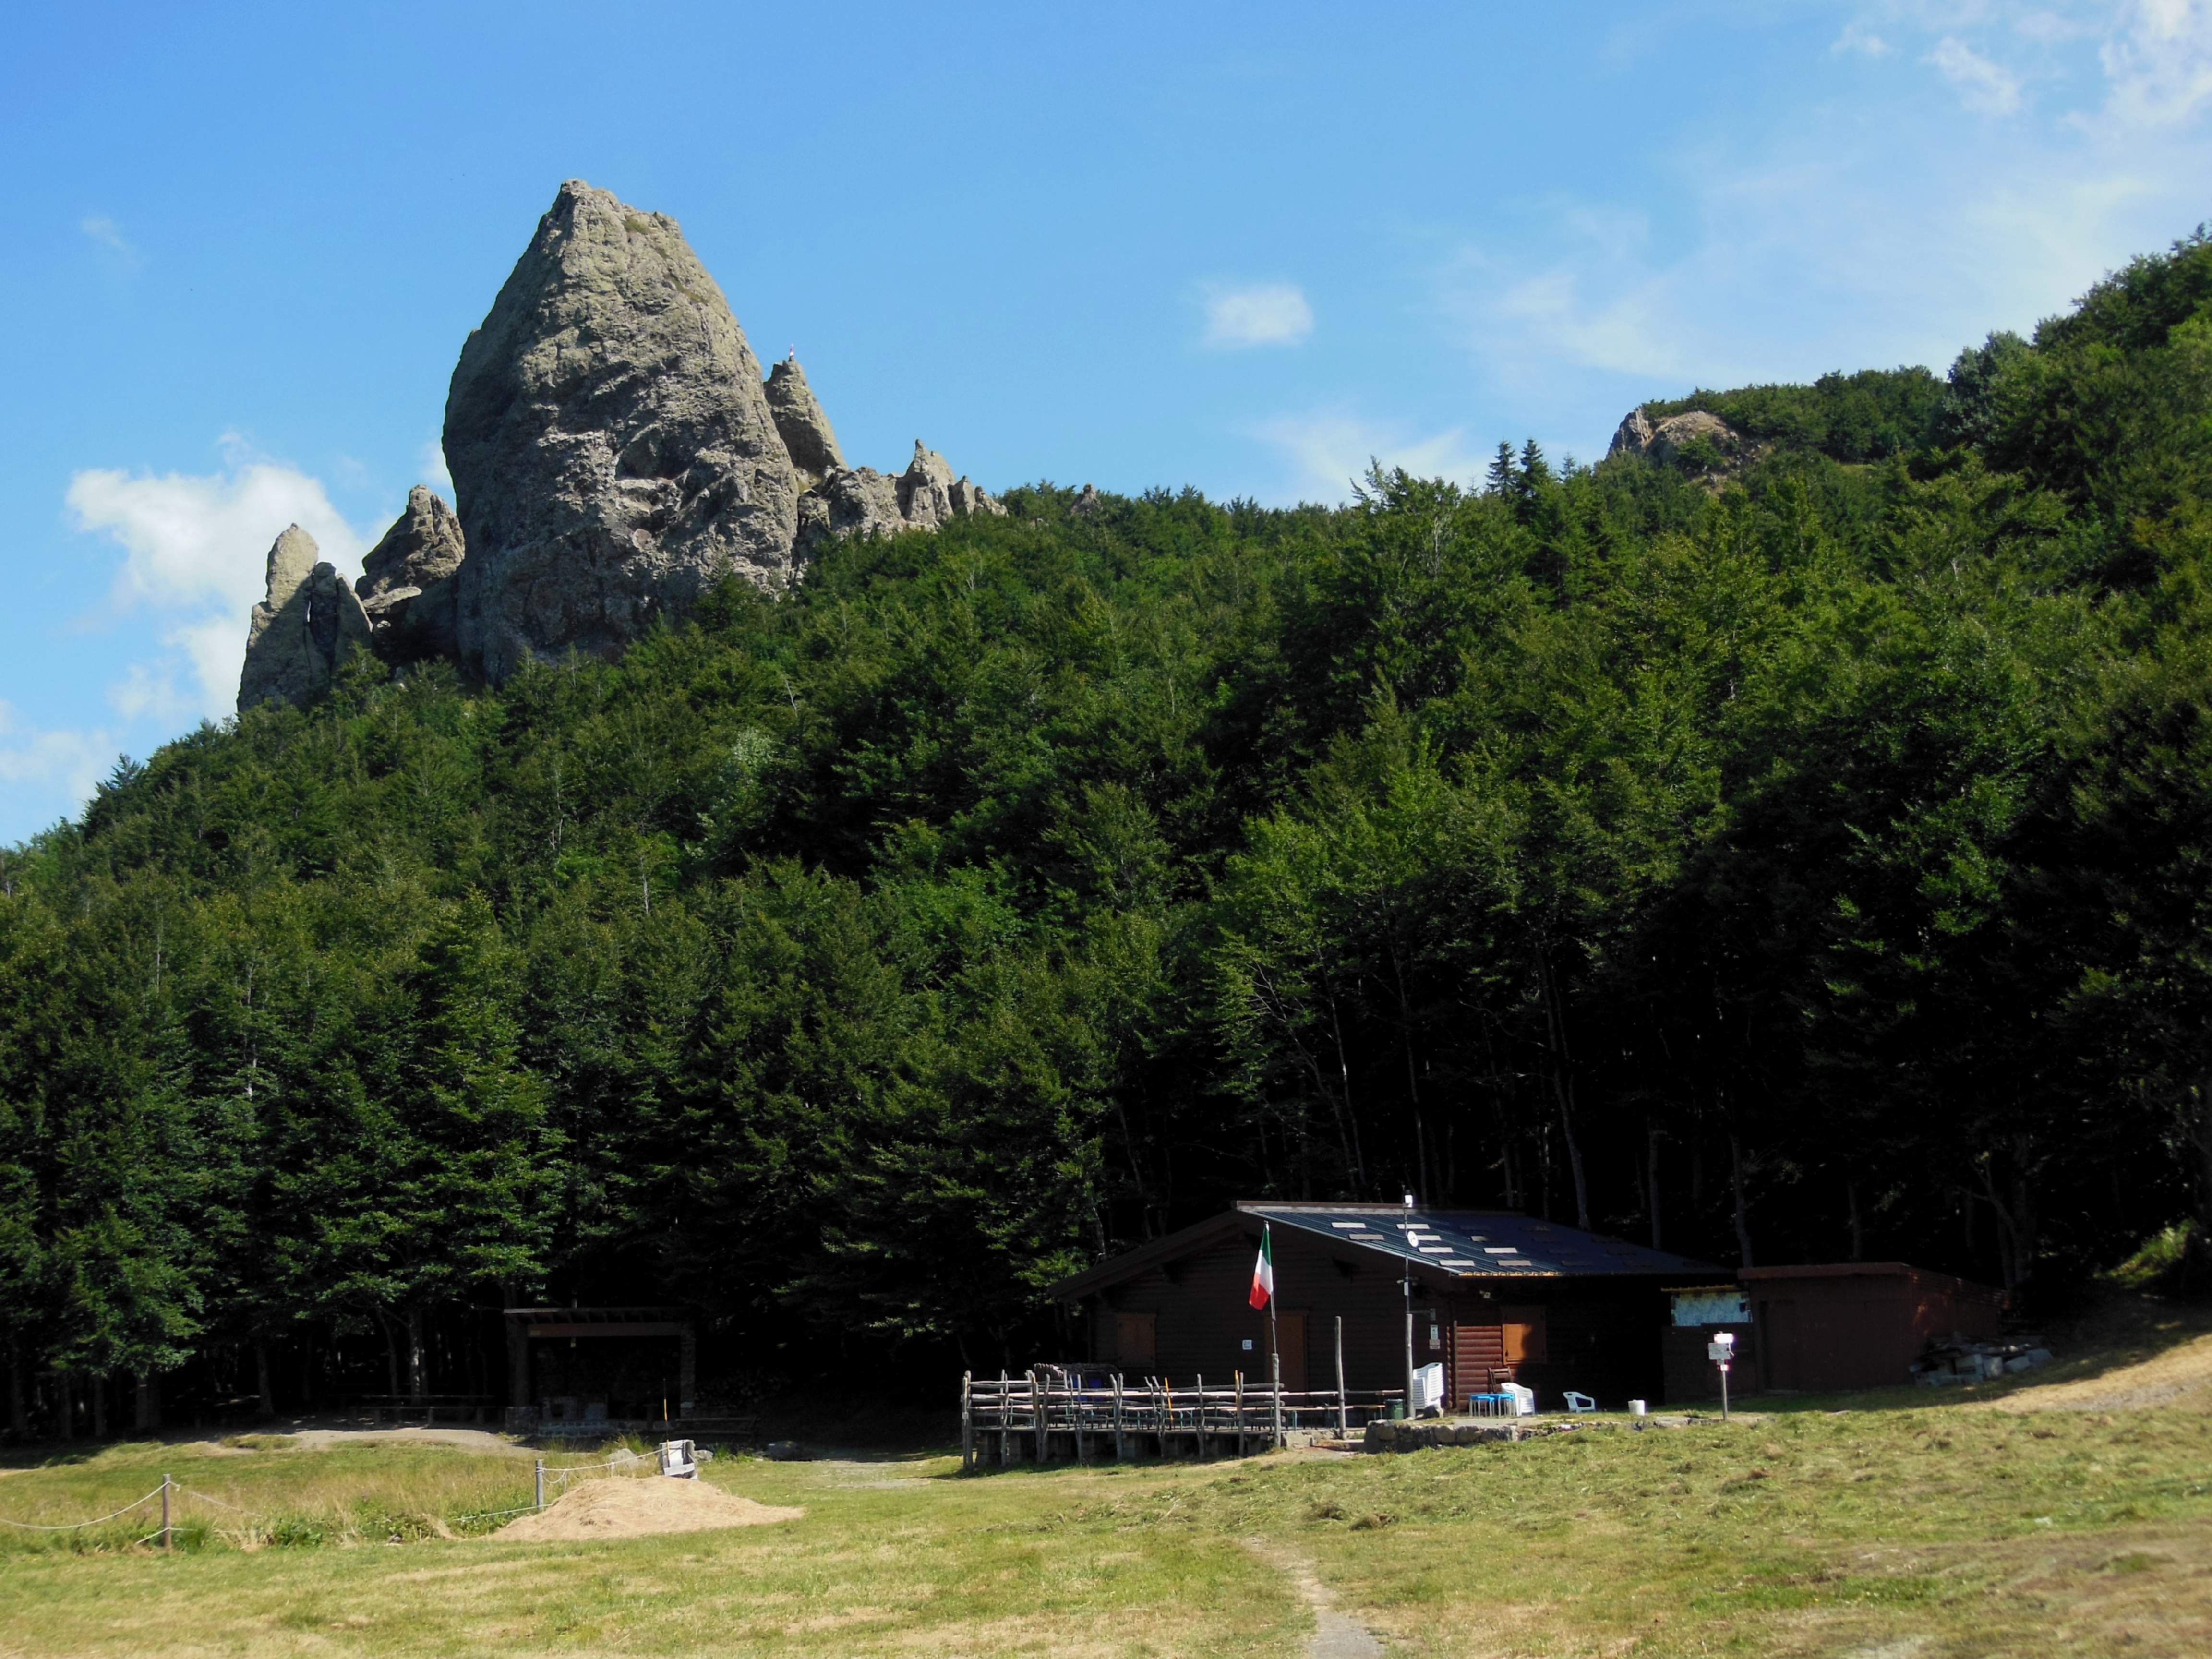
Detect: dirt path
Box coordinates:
(1243, 1539, 1386, 1657)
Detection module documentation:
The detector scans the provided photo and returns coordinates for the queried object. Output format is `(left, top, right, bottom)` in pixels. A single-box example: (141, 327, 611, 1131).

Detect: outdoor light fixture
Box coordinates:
(1707, 1329, 1736, 1420)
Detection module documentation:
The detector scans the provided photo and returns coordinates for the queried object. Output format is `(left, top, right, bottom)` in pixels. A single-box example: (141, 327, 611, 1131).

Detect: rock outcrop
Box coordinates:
(1608, 407, 1744, 470)
(764, 356, 845, 482)
(238, 526, 373, 710)
(897, 441, 957, 529)
(356, 485, 466, 664)
(234, 179, 1012, 709)
(445, 180, 802, 684)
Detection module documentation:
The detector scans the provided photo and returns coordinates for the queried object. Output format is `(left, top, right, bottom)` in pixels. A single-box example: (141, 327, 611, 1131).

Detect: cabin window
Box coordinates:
(1116, 1311, 1157, 1368)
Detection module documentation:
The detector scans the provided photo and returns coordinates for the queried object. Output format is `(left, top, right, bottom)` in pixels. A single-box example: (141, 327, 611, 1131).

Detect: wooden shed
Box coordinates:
(1049, 1202, 1719, 1412)
(1740, 1263, 2004, 1393)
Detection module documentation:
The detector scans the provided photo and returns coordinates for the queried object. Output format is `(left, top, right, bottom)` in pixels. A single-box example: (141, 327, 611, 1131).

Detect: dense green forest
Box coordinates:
(8, 230, 2212, 1430)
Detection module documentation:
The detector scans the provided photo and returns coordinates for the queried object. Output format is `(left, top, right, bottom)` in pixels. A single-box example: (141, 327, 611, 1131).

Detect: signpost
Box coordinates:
(1707, 1330, 1736, 1420)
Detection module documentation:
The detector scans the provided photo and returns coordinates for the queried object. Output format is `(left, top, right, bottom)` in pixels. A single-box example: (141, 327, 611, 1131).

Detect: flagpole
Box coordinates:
(1267, 1232, 1283, 1450)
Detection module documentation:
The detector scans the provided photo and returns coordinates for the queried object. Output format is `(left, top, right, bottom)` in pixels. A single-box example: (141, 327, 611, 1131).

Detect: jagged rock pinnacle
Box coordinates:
(444, 179, 801, 683)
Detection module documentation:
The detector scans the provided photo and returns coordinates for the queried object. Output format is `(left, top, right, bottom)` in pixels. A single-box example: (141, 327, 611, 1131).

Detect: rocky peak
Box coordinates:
(357, 485, 467, 664)
(234, 180, 1013, 702)
(237, 526, 373, 710)
(444, 179, 801, 683)
(765, 356, 846, 482)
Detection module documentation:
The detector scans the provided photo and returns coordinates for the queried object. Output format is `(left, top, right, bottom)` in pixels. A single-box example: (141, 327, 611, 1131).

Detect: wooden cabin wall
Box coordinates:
(1082, 1226, 1419, 1391)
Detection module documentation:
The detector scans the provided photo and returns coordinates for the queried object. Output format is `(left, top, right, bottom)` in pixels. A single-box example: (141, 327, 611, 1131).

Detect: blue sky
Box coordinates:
(4, 0, 2211, 843)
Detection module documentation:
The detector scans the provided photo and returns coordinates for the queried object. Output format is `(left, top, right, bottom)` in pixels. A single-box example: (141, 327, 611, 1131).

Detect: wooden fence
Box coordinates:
(961, 1370, 1403, 1469)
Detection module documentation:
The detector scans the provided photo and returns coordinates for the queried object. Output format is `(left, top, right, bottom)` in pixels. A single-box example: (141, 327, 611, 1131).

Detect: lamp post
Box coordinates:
(1401, 1191, 1416, 1418)
(1707, 1330, 1735, 1421)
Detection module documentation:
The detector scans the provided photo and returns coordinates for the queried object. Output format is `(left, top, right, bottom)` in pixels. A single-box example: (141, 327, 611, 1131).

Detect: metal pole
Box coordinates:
(1403, 1264, 1415, 1418)
(161, 1473, 171, 1551)
(1335, 1316, 1347, 1439)
(1268, 1281, 1283, 1450)
(534, 1458, 544, 1511)
(1720, 1361, 1730, 1422)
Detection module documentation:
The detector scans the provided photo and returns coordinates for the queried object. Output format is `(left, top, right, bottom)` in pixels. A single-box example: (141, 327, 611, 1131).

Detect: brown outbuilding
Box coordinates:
(1737, 1262, 2004, 1394)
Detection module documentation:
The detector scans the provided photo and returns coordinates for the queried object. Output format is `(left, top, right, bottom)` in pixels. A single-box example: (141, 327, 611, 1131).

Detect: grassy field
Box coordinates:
(4, 1309, 2212, 1657)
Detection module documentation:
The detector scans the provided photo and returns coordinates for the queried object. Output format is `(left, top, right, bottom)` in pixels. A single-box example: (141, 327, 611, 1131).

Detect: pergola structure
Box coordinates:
(502, 1305, 696, 1417)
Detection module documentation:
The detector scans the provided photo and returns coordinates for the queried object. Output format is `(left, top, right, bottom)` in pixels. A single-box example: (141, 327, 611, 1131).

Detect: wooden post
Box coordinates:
(1113, 1374, 1126, 1461)
(1235, 1373, 1245, 1457)
(1073, 1375, 1086, 1465)
(534, 1459, 545, 1510)
(999, 1371, 1010, 1467)
(1335, 1316, 1348, 1440)
(1030, 1370, 1045, 1465)
(961, 1371, 974, 1472)
(160, 1473, 171, 1551)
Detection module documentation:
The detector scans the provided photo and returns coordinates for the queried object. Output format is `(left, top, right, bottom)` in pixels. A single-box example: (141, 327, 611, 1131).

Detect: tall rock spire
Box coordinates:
(444, 180, 801, 684)
(765, 355, 846, 481)
(237, 525, 373, 710)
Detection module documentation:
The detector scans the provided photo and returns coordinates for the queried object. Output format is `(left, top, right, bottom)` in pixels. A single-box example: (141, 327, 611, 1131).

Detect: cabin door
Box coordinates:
(1272, 1311, 1309, 1392)
(1115, 1311, 1156, 1373)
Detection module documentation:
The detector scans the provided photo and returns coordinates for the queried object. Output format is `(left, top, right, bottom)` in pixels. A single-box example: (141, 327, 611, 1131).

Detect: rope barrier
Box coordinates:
(0, 1487, 164, 1531)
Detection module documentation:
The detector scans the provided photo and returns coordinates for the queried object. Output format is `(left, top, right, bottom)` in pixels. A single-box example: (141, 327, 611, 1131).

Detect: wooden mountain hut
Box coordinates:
(1048, 1202, 1720, 1412)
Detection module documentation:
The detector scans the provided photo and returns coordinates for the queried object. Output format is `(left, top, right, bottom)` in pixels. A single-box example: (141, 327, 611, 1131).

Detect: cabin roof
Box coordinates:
(1047, 1202, 1715, 1299)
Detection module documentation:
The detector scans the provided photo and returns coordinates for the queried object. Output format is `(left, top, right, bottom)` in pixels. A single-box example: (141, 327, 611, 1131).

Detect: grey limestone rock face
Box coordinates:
(444, 179, 801, 684)
(1647, 409, 1738, 465)
(1070, 482, 1103, 518)
(764, 356, 846, 481)
(798, 466, 907, 551)
(1608, 407, 1743, 470)
(896, 441, 957, 529)
(237, 526, 373, 711)
(949, 476, 1007, 518)
(358, 485, 466, 664)
(1608, 407, 1656, 458)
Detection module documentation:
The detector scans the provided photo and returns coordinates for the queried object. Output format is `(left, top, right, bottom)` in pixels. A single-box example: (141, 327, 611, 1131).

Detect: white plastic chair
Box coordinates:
(1562, 1391, 1597, 1414)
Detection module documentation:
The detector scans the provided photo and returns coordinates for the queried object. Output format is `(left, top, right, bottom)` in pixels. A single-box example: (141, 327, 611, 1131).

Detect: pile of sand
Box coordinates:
(497, 1476, 802, 1541)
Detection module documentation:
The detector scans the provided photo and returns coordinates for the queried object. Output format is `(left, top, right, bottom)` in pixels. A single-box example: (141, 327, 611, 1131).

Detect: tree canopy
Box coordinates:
(10, 228, 2212, 1416)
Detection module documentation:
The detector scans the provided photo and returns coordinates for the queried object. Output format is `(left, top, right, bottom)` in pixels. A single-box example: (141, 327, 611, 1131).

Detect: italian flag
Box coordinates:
(1248, 1224, 1274, 1310)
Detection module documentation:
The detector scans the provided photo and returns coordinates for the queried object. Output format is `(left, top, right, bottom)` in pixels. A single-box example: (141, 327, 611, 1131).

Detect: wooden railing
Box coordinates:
(960, 1370, 1402, 1468)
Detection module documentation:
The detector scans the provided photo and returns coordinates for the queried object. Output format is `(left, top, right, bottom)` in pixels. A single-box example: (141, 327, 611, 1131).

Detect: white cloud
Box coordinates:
(64, 437, 371, 721)
(1835, 21, 1893, 53)
(1253, 412, 1492, 504)
(1929, 36, 2025, 111)
(79, 215, 138, 263)
(0, 703, 116, 813)
(2099, 0, 2212, 125)
(1430, 3, 2212, 449)
(1201, 281, 1315, 349)
(66, 435, 367, 615)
